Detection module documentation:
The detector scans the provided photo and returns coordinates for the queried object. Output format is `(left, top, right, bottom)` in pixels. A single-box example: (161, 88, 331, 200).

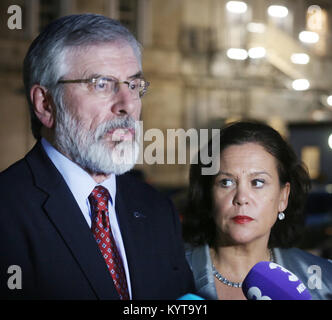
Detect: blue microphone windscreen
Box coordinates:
(242, 261, 312, 300)
(177, 293, 205, 300)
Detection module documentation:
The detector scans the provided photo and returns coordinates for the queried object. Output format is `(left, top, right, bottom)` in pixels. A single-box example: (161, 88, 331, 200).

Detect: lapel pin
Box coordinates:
(133, 211, 146, 218)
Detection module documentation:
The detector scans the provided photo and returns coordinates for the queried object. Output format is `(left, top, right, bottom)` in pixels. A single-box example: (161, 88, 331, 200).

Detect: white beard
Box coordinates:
(54, 107, 140, 176)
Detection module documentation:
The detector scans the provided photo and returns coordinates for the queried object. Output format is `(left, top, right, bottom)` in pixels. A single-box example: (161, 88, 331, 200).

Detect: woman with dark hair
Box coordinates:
(183, 121, 332, 300)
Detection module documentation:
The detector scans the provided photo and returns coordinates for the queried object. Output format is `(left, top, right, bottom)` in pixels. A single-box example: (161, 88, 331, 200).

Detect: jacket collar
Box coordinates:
(26, 142, 119, 299)
(186, 244, 218, 300)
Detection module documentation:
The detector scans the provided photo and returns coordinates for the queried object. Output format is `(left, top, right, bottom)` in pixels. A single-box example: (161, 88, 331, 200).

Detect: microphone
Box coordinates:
(177, 293, 205, 300)
(242, 261, 312, 300)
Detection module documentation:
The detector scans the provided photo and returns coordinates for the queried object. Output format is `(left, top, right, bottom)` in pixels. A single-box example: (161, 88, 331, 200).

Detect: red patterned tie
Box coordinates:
(89, 186, 130, 300)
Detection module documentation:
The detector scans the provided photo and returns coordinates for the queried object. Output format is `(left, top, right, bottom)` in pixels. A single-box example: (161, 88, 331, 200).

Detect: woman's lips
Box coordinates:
(232, 215, 254, 224)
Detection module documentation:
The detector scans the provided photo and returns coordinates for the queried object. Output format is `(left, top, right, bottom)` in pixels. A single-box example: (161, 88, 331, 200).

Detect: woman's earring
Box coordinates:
(278, 212, 285, 220)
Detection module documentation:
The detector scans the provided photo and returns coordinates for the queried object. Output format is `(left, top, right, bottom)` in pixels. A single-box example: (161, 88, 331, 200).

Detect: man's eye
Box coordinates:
(129, 79, 140, 90)
(94, 78, 112, 92)
(252, 179, 265, 188)
(129, 83, 137, 90)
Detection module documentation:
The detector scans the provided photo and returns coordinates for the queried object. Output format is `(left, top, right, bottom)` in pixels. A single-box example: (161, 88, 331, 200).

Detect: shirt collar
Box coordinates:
(41, 138, 116, 206)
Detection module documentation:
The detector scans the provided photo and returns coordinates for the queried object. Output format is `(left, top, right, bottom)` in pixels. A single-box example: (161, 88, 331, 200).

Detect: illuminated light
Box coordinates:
(329, 134, 332, 150)
(248, 47, 266, 59)
(292, 79, 310, 91)
(290, 53, 310, 65)
(227, 48, 248, 60)
(268, 5, 288, 18)
(327, 95, 332, 106)
(226, 1, 248, 14)
(307, 5, 323, 31)
(299, 31, 319, 44)
(247, 22, 266, 33)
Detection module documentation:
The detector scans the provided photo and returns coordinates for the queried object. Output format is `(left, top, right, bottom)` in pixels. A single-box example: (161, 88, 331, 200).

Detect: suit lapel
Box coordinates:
(115, 176, 153, 299)
(43, 188, 119, 299)
(26, 143, 119, 299)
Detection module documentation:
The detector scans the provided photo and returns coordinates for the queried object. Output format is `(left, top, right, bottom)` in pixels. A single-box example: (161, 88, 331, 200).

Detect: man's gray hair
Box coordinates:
(23, 13, 142, 139)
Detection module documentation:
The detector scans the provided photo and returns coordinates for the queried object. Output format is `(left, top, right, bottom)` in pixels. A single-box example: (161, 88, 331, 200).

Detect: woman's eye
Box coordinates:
(252, 179, 265, 188)
(219, 179, 234, 188)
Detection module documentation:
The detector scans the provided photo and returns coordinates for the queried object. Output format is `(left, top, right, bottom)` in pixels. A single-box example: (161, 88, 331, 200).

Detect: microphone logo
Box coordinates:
(242, 261, 312, 300)
(269, 262, 298, 282)
(247, 287, 272, 300)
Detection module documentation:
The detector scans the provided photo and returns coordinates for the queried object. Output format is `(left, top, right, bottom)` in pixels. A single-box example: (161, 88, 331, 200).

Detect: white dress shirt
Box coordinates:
(41, 138, 132, 298)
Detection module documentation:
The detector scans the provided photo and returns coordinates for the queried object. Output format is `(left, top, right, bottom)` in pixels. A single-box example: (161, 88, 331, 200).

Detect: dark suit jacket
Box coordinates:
(0, 142, 195, 299)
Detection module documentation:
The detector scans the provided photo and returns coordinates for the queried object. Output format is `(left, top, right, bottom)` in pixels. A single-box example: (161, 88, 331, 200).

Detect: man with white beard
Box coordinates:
(0, 14, 195, 300)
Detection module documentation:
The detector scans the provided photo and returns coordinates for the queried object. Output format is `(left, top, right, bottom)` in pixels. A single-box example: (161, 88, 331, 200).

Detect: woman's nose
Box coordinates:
(233, 184, 249, 206)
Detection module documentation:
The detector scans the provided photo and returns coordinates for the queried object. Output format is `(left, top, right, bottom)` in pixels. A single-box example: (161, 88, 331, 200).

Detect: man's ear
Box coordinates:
(30, 84, 55, 129)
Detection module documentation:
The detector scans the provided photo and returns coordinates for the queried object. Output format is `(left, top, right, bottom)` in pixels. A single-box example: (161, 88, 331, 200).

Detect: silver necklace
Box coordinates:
(212, 265, 243, 288)
(212, 249, 275, 288)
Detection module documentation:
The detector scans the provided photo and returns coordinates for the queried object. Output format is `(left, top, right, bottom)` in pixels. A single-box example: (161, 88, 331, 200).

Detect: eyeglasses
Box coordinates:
(57, 75, 150, 99)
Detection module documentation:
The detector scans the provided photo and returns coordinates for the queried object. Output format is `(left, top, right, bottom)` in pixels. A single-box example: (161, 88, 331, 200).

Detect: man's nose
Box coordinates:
(111, 86, 139, 116)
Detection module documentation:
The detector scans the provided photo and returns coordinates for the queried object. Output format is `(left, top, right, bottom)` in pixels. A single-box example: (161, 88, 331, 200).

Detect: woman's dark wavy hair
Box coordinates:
(182, 121, 311, 248)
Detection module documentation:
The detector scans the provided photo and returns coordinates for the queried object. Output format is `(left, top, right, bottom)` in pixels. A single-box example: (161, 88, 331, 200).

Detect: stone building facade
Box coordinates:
(1, 0, 332, 188)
